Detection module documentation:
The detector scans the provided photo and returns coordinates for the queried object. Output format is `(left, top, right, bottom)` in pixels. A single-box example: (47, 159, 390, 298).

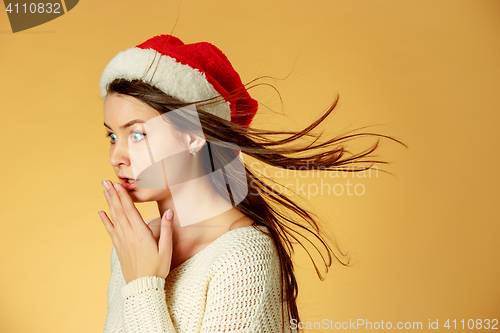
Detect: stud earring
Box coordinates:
(190, 148, 197, 157)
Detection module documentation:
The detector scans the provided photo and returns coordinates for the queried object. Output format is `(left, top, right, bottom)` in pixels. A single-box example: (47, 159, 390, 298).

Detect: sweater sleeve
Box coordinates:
(121, 276, 178, 333)
(200, 238, 289, 333)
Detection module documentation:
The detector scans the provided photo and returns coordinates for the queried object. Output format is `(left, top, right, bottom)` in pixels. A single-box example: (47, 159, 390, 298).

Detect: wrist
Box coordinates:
(121, 275, 166, 299)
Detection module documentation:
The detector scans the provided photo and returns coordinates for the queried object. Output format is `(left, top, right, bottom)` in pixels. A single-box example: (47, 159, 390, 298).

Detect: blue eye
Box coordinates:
(105, 132, 117, 144)
(105, 132, 146, 144)
(131, 131, 146, 142)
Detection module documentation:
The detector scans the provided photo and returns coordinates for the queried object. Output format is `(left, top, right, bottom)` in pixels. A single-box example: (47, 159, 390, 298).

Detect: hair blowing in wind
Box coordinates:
(105, 67, 407, 331)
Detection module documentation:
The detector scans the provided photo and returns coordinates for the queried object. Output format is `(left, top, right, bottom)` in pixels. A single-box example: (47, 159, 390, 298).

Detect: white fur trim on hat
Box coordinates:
(99, 47, 231, 122)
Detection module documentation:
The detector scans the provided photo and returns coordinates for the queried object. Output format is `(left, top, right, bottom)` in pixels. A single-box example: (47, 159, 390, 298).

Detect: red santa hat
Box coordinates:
(100, 34, 258, 127)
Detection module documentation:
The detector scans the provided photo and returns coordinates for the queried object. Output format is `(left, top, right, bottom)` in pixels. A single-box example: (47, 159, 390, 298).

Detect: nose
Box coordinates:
(109, 139, 130, 168)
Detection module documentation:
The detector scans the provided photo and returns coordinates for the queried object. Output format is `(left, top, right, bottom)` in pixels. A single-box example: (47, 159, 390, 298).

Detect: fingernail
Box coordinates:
(102, 180, 111, 190)
(103, 190, 110, 200)
(113, 182, 120, 191)
(165, 209, 173, 220)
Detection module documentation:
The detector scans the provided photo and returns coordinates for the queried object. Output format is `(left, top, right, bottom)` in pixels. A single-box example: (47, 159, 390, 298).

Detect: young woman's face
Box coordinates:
(103, 93, 189, 202)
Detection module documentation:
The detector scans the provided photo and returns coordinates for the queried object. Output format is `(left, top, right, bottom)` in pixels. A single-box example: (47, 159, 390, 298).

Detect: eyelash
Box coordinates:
(105, 131, 147, 144)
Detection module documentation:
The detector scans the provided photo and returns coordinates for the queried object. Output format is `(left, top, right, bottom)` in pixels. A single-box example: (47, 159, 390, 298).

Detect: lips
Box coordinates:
(119, 176, 140, 191)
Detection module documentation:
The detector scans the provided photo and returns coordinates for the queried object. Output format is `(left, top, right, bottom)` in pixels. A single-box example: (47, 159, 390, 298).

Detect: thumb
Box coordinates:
(158, 209, 174, 257)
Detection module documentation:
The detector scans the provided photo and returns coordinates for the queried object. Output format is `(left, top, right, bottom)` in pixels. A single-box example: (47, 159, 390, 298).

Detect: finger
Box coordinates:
(103, 180, 132, 233)
(113, 181, 147, 233)
(158, 209, 174, 259)
(98, 210, 116, 242)
(102, 183, 127, 244)
(102, 186, 122, 237)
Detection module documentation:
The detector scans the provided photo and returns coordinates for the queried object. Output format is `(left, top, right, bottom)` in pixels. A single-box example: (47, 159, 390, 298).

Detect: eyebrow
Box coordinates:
(104, 119, 146, 130)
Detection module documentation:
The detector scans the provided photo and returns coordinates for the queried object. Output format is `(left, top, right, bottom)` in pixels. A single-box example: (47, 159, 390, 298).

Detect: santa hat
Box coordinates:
(100, 34, 258, 127)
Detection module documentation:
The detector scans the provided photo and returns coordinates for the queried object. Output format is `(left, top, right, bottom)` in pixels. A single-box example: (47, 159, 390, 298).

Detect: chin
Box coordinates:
(126, 189, 149, 203)
(128, 187, 167, 203)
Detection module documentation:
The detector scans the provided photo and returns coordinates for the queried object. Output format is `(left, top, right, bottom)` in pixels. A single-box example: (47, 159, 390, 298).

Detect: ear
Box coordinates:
(185, 132, 206, 152)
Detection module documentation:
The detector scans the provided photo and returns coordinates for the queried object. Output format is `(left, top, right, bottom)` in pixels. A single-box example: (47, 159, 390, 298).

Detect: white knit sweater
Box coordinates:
(103, 218, 298, 333)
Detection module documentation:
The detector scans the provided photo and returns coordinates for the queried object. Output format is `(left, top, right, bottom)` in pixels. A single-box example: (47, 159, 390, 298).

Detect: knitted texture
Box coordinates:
(103, 218, 298, 333)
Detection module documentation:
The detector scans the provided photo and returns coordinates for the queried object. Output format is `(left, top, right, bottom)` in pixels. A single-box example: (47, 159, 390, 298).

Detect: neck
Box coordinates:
(156, 174, 247, 255)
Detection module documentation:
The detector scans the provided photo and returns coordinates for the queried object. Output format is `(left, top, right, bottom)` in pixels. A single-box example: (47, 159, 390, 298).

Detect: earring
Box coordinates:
(190, 148, 197, 158)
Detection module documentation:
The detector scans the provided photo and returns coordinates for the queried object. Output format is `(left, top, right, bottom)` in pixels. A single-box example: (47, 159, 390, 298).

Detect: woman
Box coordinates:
(98, 34, 404, 333)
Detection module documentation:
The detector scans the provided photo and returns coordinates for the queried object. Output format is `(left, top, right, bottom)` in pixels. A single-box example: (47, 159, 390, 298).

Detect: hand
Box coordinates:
(98, 180, 174, 284)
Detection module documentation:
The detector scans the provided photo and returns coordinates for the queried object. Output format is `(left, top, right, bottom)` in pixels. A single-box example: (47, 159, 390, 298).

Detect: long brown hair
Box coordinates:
(104, 77, 406, 332)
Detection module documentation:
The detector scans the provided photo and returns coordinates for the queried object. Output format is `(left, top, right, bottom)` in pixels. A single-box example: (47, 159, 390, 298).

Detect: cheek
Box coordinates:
(130, 133, 184, 181)
(133, 142, 191, 189)
(129, 145, 154, 180)
(143, 118, 186, 162)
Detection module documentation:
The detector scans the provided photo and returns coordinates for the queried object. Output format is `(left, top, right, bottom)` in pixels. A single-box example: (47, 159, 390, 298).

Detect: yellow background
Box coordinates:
(1, 1, 499, 332)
